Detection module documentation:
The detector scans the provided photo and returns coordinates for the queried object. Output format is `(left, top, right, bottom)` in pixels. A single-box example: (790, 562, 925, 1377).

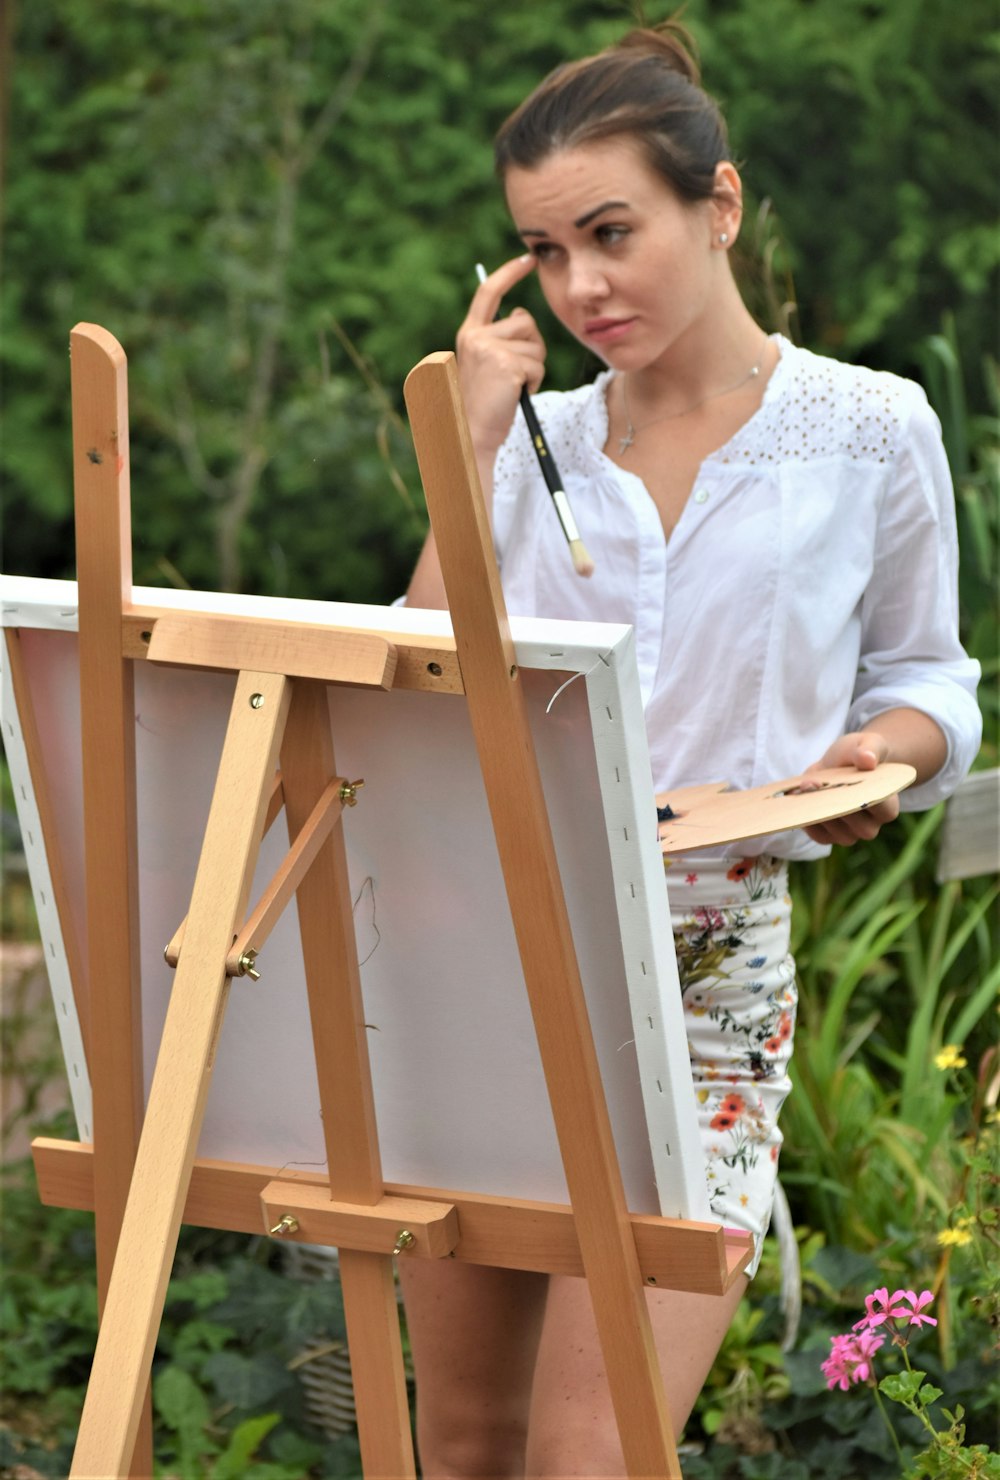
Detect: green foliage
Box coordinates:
(693, 0, 1000, 375)
(1, 0, 624, 597)
(0, 1153, 362, 1476)
(918, 318, 1000, 756)
(681, 1235, 999, 1477)
(781, 802, 999, 1259)
(4, 0, 997, 601)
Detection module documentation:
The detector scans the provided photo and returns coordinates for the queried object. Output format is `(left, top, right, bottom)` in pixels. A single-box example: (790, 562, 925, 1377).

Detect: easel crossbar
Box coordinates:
(33, 1139, 752, 1295)
(123, 607, 465, 694)
(146, 612, 398, 689)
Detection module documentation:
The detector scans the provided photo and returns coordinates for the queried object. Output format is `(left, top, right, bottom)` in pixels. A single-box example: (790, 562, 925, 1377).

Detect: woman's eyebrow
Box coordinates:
(574, 199, 629, 228)
(518, 199, 631, 237)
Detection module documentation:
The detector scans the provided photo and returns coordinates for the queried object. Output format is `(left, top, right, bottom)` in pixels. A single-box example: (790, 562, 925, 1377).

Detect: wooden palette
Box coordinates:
(657, 763, 917, 854)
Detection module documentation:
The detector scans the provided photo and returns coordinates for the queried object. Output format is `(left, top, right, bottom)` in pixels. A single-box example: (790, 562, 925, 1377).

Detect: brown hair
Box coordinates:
(494, 19, 731, 204)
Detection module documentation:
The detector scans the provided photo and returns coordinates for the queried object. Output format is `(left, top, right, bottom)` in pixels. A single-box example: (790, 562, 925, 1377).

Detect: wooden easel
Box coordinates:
(25, 324, 759, 1480)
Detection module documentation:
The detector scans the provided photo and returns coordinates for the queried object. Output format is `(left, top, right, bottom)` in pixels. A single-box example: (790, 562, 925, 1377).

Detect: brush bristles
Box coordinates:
(569, 539, 595, 578)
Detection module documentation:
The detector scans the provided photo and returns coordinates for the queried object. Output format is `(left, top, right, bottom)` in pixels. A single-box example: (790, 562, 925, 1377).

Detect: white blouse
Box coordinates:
(491, 336, 982, 860)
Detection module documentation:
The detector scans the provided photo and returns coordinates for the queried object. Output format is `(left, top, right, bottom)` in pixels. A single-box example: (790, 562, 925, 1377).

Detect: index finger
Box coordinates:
(467, 253, 537, 325)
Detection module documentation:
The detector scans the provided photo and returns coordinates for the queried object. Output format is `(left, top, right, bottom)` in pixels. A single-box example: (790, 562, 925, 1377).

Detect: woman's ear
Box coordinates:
(710, 161, 744, 248)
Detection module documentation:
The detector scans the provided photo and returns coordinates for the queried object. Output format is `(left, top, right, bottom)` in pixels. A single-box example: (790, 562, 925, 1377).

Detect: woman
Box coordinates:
(402, 19, 981, 1477)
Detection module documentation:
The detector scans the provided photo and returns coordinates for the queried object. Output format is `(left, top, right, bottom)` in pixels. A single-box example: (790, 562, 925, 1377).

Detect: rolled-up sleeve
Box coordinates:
(846, 394, 982, 808)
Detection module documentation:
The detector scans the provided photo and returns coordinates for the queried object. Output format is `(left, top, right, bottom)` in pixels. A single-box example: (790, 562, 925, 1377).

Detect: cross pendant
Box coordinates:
(618, 430, 634, 454)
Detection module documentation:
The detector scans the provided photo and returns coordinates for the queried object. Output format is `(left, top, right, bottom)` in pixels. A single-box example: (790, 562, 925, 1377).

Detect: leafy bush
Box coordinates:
(4, 0, 997, 599)
(0, 1150, 365, 1477)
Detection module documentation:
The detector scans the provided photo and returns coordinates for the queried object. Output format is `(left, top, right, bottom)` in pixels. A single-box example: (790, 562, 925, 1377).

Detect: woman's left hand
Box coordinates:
(801, 730, 900, 846)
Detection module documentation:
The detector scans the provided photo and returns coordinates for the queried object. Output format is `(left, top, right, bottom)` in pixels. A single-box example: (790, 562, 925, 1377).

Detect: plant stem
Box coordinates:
(872, 1384, 906, 1464)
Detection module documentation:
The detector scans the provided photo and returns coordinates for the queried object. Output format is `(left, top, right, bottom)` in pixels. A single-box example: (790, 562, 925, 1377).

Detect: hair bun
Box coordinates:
(617, 18, 702, 87)
(494, 9, 727, 202)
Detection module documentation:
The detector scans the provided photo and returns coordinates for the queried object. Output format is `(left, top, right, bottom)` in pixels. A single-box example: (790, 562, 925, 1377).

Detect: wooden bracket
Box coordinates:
(260, 1182, 460, 1259)
(147, 611, 398, 689)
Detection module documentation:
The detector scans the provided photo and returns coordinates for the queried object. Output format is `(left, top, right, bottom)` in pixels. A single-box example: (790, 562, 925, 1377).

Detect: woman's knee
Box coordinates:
(415, 1405, 532, 1479)
(403, 1263, 548, 1478)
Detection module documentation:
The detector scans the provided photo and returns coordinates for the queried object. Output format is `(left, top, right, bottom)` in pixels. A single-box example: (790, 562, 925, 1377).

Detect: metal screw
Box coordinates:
(339, 778, 365, 807)
(269, 1214, 299, 1237)
(393, 1229, 416, 1255)
(249, 692, 265, 709)
(237, 949, 261, 980)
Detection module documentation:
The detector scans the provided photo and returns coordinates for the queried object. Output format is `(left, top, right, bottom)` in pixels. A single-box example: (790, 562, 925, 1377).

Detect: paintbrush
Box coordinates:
(476, 263, 594, 578)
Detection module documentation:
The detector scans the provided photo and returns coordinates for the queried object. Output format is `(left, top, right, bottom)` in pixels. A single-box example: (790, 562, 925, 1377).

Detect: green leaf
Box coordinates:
(202, 1350, 298, 1410)
(808, 1244, 881, 1291)
(153, 1363, 212, 1467)
(880, 1368, 926, 1404)
(210, 1412, 281, 1479)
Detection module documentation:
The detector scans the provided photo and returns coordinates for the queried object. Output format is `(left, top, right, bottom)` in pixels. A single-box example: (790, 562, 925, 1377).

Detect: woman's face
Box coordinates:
(504, 137, 728, 372)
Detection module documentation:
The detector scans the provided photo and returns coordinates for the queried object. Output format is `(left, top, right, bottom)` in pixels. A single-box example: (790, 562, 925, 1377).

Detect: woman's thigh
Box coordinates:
(399, 1260, 549, 1478)
(525, 1273, 748, 1477)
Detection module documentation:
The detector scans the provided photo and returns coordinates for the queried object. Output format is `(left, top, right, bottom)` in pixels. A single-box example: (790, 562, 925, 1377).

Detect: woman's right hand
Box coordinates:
(456, 254, 546, 458)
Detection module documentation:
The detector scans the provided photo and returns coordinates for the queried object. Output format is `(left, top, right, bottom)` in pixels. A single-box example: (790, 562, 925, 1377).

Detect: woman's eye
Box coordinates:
(596, 224, 629, 246)
(528, 241, 560, 263)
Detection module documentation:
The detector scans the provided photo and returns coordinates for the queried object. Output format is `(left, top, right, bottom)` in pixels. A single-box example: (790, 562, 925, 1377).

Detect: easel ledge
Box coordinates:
(33, 1138, 752, 1295)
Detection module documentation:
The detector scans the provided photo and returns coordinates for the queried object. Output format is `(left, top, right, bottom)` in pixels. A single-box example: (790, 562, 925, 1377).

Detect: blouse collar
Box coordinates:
(582, 334, 793, 466)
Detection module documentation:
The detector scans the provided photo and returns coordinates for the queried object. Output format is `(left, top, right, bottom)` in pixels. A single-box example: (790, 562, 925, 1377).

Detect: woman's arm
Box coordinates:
(404, 254, 544, 610)
(803, 707, 948, 847)
(837, 395, 981, 811)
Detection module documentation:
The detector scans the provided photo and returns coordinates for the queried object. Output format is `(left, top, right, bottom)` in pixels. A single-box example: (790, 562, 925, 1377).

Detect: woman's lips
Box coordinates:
(583, 316, 637, 345)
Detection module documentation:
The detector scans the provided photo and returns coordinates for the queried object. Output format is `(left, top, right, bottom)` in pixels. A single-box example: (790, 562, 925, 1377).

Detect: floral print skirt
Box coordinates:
(665, 854, 797, 1278)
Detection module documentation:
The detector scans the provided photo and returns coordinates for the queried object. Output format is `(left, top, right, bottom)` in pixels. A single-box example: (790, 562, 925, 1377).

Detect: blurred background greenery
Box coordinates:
(2, 0, 997, 1475)
(2, 0, 997, 617)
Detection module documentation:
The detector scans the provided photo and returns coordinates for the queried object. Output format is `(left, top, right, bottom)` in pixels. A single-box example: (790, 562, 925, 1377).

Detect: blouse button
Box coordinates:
(693, 487, 709, 504)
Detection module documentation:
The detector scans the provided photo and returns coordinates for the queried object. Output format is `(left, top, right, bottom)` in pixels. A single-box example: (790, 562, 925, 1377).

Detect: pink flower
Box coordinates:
(895, 1289, 938, 1328)
(853, 1287, 911, 1330)
(821, 1329, 885, 1390)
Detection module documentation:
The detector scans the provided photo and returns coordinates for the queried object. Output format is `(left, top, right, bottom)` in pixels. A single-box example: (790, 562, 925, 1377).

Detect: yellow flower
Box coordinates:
(934, 1044, 968, 1071)
(937, 1227, 973, 1247)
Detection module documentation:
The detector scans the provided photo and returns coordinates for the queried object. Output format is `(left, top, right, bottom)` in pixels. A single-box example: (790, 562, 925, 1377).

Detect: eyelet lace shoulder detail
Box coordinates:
(718, 341, 921, 468)
(493, 381, 604, 493)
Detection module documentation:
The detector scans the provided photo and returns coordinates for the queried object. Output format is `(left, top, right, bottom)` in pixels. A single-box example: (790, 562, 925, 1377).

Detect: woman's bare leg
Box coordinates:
(400, 1260, 549, 1478)
(525, 1274, 748, 1477)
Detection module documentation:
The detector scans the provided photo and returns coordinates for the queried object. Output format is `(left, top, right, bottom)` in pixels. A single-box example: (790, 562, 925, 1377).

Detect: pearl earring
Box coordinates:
(719, 232, 729, 246)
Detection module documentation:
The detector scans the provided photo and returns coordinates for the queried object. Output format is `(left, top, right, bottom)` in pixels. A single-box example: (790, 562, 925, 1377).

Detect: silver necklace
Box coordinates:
(618, 337, 769, 454)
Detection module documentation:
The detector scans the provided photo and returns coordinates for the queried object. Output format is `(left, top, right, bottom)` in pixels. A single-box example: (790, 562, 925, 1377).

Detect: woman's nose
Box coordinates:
(565, 254, 609, 304)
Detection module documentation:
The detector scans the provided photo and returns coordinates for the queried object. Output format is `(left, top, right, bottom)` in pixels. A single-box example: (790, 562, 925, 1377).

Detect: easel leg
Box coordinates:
(340, 1249, 415, 1476)
(70, 670, 291, 1479)
(280, 681, 416, 1477)
(405, 354, 681, 1477)
(71, 322, 154, 1477)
